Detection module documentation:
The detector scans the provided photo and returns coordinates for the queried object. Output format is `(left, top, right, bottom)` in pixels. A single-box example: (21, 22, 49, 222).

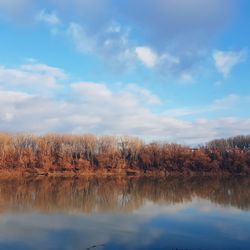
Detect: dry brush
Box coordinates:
(0, 133, 249, 176)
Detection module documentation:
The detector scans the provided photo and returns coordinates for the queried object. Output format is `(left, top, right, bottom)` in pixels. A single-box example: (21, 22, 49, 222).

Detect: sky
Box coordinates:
(0, 0, 249, 144)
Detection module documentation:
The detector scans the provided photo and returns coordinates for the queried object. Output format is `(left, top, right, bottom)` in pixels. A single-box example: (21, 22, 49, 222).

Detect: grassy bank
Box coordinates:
(0, 133, 250, 176)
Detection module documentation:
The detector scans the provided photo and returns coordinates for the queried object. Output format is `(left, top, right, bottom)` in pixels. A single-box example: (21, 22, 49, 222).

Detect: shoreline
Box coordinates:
(0, 168, 248, 179)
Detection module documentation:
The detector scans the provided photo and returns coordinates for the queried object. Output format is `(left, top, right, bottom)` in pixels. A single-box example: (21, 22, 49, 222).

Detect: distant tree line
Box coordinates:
(0, 133, 249, 176)
(206, 135, 250, 150)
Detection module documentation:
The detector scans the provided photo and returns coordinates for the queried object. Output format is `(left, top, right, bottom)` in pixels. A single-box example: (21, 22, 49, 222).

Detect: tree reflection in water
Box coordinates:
(0, 176, 249, 213)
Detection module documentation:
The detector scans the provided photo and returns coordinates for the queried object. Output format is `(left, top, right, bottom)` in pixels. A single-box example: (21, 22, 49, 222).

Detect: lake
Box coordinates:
(0, 176, 249, 250)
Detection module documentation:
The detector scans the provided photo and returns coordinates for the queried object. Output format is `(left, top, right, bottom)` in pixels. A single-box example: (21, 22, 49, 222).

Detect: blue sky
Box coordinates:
(0, 0, 249, 144)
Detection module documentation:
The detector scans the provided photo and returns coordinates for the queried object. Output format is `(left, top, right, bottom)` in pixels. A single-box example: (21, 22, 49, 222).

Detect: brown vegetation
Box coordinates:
(0, 133, 249, 176)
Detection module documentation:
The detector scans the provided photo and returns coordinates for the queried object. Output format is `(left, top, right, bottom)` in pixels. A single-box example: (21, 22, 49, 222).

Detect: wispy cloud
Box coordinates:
(213, 49, 248, 77)
(0, 0, 242, 79)
(164, 94, 245, 118)
(67, 22, 135, 69)
(36, 9, 60, 25)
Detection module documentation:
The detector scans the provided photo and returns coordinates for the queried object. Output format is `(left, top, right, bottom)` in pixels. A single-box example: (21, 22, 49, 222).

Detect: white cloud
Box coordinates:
(20, 63, 66, 79)
(0, 62, 67, 91)
(36, 9, 60, 25)
(68, 24, 180, 73)
(0, 61, 249, 144)
(135, 46, 158, 68)
(0, 90, 32, 122)
(213, 49, 248, 77)
(71, 82, 112, 100)
(0, 80, 250, 144)
(126, 84, 161, 105)
(0, 90, 31, 103)
(135, 46, 180, 72)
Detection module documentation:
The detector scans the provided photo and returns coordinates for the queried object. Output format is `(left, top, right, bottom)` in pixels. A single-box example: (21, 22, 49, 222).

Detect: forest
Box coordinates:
(0, 133, 250, 176)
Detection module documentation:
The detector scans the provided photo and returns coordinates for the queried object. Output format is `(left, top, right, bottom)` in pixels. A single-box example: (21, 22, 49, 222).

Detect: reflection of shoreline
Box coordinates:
(0, 177, 249, 214)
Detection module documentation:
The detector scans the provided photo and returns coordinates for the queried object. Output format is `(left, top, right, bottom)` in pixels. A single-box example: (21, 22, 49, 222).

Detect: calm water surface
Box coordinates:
(0, 176, 249, 250)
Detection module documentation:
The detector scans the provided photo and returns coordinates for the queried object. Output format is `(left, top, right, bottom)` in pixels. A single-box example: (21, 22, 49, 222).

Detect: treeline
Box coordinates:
(0, 133, 250, 176)
(207, 135, 250, 150)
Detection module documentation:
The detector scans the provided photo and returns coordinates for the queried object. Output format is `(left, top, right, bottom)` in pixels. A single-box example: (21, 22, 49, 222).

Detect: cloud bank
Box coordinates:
(0, 61, 250, 144)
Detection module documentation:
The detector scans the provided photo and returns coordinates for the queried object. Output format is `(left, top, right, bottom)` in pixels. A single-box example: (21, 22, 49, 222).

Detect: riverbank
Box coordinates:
(0, 168, 248, 179)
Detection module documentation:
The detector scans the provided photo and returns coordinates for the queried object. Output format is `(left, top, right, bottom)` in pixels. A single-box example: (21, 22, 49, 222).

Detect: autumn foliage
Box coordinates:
(0, 133, 249, 176)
